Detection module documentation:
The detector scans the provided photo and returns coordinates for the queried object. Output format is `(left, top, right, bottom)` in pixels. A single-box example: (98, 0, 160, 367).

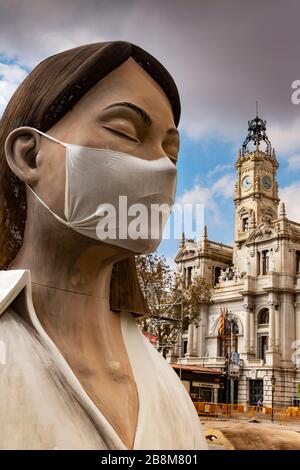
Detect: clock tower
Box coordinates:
(233, 115, 279, 264)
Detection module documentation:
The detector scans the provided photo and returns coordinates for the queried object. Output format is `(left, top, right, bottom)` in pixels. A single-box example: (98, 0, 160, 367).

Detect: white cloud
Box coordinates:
(268, 119, 300, 157)
(0, 0, 300, 143)
(286, 154, 300, 171)
(211, 173, 235, 199)
(207, 163, 233, 178)
(0, 63, 27, 82)
(0, 62, 27, 112)
(280, 182, 300, 222)
(176, 173, 235, 226)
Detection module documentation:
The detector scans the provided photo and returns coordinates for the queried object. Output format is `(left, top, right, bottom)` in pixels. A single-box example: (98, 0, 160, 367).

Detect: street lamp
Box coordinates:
(270, 369, 276, 421)
(227, 310, 237, 405)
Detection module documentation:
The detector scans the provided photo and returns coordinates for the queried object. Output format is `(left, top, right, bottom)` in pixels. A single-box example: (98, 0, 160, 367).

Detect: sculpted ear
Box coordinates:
(5, 126, 42, 184)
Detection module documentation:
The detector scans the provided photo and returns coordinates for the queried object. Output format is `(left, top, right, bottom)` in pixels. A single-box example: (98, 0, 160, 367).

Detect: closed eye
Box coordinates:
(102, 125, 140, 143)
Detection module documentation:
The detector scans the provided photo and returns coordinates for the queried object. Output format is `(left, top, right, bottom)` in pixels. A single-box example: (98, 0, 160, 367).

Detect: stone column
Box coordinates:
(250, 310, 255, 352)
(295, 297, 300, 369)
(268, 302, 275, 351)
(183, 267, 187, 287)
(275, 304, 280, 351)
(197, 304, 208, 357)
(192, 323, 198, 356)
(186, 321, 194, 356)
(296, 297, 300, 342)
(243, 305, 250, 353)
(175, 332, 180, 357)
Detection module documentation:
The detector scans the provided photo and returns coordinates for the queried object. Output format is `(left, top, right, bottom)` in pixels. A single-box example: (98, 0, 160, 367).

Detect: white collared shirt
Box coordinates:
(0, 270, 207, 450)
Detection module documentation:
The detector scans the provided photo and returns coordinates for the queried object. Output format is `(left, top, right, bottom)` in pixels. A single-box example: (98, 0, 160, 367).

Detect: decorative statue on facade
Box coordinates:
(219, 269, 227, 282)
(0, 42, 207, 450)
(218, 265, 245, 284)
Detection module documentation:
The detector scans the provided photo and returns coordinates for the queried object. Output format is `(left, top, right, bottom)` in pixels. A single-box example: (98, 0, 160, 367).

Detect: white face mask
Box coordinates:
(26, 128, 177, 254)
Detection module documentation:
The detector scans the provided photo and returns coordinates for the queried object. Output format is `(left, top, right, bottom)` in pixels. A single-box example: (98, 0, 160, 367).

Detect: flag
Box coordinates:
(218, 306, 226, 335)
(143, 332, 156, 345)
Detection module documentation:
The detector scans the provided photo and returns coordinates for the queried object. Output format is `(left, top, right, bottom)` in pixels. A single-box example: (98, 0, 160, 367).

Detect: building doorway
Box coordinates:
(249, 379, 263, 405)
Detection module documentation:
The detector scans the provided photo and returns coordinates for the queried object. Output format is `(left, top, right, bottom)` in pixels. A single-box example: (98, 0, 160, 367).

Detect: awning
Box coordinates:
(171, 363, 222, 375)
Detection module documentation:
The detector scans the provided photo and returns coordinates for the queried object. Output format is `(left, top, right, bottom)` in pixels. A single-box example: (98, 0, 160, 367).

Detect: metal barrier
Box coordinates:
(193, 401, 300, 425)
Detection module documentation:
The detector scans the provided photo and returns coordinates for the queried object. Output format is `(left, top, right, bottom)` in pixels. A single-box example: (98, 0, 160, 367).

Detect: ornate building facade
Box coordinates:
(172, 115, 300, 407)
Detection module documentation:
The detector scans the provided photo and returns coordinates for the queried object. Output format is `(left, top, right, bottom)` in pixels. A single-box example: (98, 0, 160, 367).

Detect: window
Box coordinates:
(296, 251, 300, 274)
(258, 308, 269, 324)
(262, 250, 269, 275)
(190, 386, 213, 402)
(199, 387, 213, 402)
(183, 340, 188, 355)
(183, 267, 192, 288)
(257, 251, 261, 276)
(187, 266, 192, 286)
(214, 267, 221, 285)
(249, 379, 263, 406)
(242, 217, 249, 231)
(258, 335, 268, 361)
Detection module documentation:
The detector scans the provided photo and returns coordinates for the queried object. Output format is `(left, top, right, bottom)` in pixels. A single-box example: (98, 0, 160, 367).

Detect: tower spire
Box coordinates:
(179, 232, 185, 249)
(279, 202, 286, 219)
(202, 224, 208, 241)
(241, 111, 272, 156)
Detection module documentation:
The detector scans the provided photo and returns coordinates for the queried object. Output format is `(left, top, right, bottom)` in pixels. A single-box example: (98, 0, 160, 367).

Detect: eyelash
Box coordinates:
(103, 125, 177, 164)
(102, 125, 140, 143)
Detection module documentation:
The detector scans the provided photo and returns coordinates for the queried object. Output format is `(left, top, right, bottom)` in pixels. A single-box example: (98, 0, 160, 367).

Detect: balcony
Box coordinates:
(178, 356, 226, 368)
(245, 358, 265, 367)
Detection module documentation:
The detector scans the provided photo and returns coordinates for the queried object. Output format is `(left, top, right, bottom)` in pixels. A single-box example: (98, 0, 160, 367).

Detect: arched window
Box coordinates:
(258, 308, 269, 325)
(242, 217, 249, 231)
(257, 308, 269, 362)
(239, 206, 250, 233)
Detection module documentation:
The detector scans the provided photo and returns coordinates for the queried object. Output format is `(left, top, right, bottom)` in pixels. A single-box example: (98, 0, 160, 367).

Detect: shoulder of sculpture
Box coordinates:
(0, 269, 31, 319)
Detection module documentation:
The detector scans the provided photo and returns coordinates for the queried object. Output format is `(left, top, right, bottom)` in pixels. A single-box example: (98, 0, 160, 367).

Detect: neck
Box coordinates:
(9, 192, 127, 301)
(9, 193, 139, 450)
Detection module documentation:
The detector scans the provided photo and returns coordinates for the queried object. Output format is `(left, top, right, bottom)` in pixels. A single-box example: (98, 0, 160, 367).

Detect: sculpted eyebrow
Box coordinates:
(103, 101, 152, 126)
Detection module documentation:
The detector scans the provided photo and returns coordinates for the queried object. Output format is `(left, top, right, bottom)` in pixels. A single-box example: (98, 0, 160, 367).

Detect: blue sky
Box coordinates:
(1, 0, 300, 268)
(159, 125, 300, 266)
(158, 132, 237, 262)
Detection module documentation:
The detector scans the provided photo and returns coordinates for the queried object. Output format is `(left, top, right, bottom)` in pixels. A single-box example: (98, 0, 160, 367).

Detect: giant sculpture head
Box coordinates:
(0, 41, 180, 315)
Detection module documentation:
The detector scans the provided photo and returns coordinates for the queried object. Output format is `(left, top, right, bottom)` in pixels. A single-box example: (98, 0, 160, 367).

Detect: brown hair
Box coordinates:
(0, 41, 181, 316)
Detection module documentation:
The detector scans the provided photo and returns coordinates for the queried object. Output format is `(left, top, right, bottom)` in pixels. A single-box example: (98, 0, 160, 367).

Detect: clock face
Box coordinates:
(262, 175, 272, 190)
(242, 175, 252, 190)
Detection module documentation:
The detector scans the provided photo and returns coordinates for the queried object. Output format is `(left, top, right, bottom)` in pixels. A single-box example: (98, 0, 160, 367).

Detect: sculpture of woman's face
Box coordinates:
(8, 57, 179, 225)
